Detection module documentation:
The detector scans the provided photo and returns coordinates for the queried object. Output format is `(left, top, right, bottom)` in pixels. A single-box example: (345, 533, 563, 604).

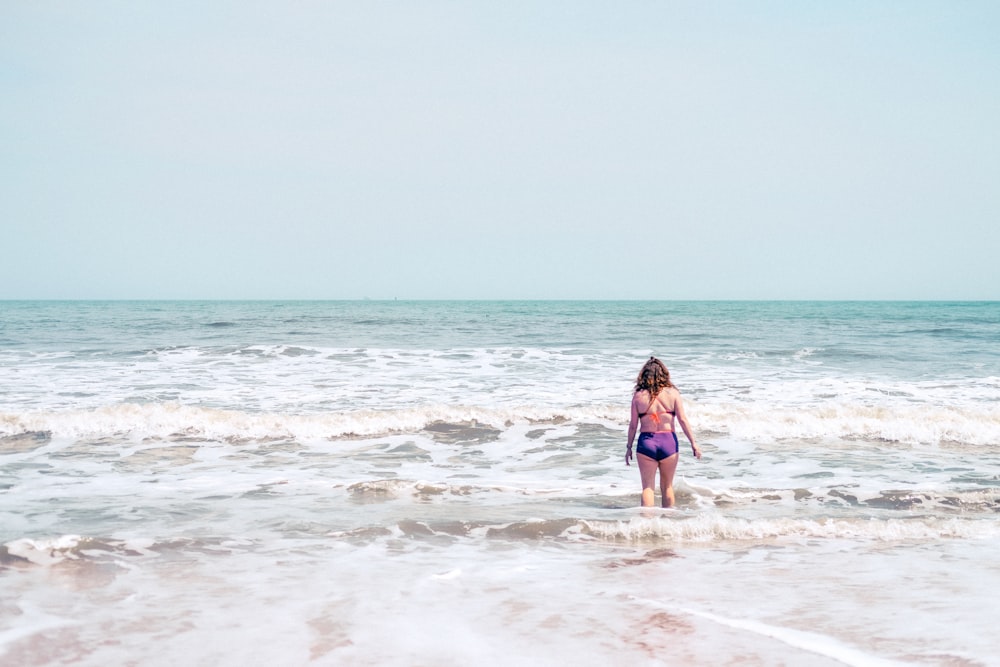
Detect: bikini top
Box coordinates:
(637, 390, 675, 420)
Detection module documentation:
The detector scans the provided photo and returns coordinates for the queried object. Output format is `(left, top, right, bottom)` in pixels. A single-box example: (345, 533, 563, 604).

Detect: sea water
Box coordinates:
(1, 300, 998, 666)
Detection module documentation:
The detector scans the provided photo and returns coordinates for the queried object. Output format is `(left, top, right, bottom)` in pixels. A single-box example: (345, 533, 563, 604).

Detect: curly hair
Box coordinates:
(634, 357, 674, 399)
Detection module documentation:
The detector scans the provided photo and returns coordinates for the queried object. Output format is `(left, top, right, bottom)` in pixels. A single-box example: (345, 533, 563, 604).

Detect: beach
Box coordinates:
(2, 300, 999, 665)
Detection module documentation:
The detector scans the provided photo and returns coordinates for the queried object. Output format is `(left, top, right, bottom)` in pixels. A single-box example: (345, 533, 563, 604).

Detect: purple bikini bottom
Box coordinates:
(636, 431, 679, 461)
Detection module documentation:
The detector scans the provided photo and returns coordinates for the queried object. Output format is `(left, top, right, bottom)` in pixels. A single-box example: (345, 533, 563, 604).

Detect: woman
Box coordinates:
(626, 357, 701, 507)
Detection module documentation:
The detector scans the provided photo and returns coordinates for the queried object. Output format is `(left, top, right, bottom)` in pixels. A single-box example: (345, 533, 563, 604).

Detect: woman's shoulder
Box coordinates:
(632, 388, 655, 404)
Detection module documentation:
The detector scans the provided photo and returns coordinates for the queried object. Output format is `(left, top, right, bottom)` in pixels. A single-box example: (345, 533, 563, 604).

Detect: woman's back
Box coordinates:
(634, 387, 678, 433)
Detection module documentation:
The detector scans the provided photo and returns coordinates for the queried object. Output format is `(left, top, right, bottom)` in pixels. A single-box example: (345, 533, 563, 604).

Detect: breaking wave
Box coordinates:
(2, 399, 1000, 446)
(8, 512, 998, 571)
(577, 514, 1000, 543)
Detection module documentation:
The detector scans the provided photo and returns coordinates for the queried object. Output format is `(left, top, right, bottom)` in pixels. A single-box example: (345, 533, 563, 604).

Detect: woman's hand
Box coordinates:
(691, 443, 702, 460)
(625, 446, 633, 466)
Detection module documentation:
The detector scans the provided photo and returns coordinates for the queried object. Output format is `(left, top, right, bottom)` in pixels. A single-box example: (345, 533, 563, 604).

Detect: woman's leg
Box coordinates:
(658, 454, 680, 508)
(636, 453, 659, 507)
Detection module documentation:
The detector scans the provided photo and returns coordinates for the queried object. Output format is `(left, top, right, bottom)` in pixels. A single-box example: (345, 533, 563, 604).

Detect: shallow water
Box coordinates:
(2, 301, 999, 665)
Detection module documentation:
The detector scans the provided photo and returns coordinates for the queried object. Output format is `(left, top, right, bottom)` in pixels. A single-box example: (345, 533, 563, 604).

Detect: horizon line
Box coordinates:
(2, 298, 998, 304)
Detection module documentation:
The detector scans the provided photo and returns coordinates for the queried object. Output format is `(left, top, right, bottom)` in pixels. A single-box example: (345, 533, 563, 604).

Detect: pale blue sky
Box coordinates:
(3, 1, 998, 299)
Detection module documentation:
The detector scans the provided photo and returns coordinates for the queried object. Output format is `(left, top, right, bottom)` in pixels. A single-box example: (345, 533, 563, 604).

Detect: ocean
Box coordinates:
(1, 300, 998, 666)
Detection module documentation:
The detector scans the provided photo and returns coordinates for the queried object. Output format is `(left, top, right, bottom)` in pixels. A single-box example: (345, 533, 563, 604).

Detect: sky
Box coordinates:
(2, 1, 999, 300)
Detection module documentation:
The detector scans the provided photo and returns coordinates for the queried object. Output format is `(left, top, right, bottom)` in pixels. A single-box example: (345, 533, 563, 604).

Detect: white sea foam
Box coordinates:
(693, 401, 1000, 445)
(0, 403, 612, 442)
(9, 512, 994, 576)
(4, 534, 84, 565)
(580, 514, 1000, 542)
(3, 398, 999, 445)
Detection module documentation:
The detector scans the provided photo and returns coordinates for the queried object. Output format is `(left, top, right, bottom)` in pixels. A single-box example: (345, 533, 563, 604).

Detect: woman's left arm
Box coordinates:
(675, 394, 702, 459)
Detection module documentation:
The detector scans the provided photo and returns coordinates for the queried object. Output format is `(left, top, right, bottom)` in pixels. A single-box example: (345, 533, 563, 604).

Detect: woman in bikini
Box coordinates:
(626, 357, 701, 507)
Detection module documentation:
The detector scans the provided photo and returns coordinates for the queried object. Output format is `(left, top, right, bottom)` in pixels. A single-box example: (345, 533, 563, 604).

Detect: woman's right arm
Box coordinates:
(626, 394, 638, 466)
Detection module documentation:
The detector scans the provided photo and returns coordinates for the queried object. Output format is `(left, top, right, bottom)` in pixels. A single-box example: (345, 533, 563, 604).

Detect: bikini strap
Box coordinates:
(638, 388, 660, 418)
(648, 389, 676, 418)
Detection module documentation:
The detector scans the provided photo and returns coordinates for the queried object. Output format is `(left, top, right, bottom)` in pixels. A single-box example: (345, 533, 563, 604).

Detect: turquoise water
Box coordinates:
(3, 299, 998, 352)
(2, 301, 999, 665)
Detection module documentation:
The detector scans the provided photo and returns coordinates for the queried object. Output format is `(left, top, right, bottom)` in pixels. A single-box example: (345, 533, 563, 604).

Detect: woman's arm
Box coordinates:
(626, 394, 639, 466)
(674, 393, 702, 459)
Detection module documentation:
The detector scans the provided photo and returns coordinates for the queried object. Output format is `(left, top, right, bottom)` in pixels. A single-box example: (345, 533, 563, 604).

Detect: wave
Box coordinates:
(338, 478, 1000, 516)
(692, 402, 1000, 446)
(0, 535, 248, 567)
(579, 514, 1000, 542)
(670, 478, 1000, 514)
(8, 511, 997, 569)
(0, 403, 615, 444)
(2, 399, 1000, 445)
(0, 535, 153, 567)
